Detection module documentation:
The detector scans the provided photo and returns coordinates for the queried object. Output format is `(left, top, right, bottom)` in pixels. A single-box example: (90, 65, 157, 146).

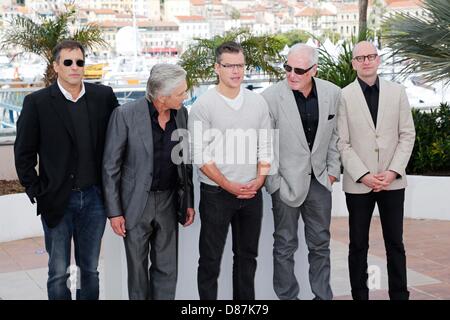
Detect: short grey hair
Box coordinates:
(288, 43, 318, 66)
(146, 63, 187, 100)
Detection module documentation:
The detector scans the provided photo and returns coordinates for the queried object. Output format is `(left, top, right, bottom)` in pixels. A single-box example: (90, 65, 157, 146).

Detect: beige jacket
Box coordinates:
(337, 78, 415, 194)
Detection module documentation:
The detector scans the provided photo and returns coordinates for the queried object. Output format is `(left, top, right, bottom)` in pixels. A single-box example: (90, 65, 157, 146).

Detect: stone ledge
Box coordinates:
(0, 134, 15, 146)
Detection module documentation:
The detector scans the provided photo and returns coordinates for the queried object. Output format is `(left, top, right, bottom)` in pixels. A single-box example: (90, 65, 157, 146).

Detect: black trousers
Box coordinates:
(346, 189, 409, 300)
(197, 183, 263, 300)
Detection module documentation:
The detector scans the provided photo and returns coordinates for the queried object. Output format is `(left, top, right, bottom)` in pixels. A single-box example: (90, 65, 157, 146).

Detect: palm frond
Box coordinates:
(0, 7, 107, 86)
(383, 0, 450, 84)
(317, 41, 357, 88)
(180, 28, 284, 89)
(0, 15, 43, 56)
(72, 24, 109, 51)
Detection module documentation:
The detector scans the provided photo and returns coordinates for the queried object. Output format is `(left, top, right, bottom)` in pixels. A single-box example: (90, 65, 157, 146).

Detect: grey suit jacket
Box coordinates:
(262, 78, 341, 207)
(102, 97, 194, 230)
(337, 78, 415, 193)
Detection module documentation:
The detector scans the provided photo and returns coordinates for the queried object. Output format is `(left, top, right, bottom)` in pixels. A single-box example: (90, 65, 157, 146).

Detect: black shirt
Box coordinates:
(66, 96, 98, 189)
(293, 79, 319, 151)
(148, 100, 178, 191)
(358, 77, 380, 127)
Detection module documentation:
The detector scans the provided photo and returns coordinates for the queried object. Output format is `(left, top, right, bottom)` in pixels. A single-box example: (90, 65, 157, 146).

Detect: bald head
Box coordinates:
(351, 41, 381, 82)
(352, 41, 378, 58)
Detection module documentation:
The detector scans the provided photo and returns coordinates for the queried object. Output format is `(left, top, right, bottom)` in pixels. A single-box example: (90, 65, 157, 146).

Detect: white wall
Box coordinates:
(405, 175, 450, 220)
(0, 193, 43, 242)
(332, 176, 450, 221)
(102, 174, 450, 299)
(0, 142, 18, 180)
(103, 176, 314, 300)
(1, 175, 449, 248)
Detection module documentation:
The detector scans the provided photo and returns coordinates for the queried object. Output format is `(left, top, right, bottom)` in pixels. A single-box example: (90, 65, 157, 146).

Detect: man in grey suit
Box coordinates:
(262, 44, 341, 300)
(102, 64, 195, 300)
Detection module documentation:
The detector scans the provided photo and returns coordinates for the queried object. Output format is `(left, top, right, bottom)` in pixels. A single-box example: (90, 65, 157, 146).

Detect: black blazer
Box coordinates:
(14, 82, 119, 228)
(174, 107, 194, 225)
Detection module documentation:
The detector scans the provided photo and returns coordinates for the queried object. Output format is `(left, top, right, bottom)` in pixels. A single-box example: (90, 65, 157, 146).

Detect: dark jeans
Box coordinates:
(41, 185, 106, 300)
(346, 189, 409, 300)
(197, 183, 263, 300)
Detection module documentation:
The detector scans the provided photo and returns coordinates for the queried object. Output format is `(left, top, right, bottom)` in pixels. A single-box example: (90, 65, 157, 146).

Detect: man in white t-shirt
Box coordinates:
(188, 41, 272, 300)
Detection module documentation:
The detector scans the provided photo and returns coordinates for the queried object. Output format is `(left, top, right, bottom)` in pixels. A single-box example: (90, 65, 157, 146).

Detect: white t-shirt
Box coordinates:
(217, 88, 244, 111)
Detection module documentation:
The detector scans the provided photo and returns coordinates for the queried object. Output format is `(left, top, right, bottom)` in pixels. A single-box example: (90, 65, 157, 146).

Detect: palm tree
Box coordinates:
(0, 6, 107, 86)
(179, 28, 284, 89)
(317, 40, 356, 88)
(358, 0, 369, 41)
(383, 0, 450, 84)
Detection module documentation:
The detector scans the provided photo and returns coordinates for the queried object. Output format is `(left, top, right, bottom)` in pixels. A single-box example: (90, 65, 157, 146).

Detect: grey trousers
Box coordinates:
(123, 189, 178, 300)
(271, 178, 333, 300)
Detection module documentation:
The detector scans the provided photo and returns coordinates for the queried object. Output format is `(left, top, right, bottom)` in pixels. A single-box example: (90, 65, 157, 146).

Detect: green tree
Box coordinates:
(275, 29, 310, 47)
(0, 5, 107, 86)
(230, 8, 241, 20)
(180, 28, 284, 89)
(383, 0, 450, 84)
(407, 103, 450, 175)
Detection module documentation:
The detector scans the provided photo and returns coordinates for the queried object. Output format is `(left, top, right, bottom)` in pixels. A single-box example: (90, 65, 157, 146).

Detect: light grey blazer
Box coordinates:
(262, 78, 341, 207)
(102, 97, 193, 230)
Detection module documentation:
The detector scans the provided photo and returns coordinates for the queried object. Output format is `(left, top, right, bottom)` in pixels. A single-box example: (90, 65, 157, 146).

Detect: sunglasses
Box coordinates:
(62, 59, 85, 67)
(283, 63, 314, 75)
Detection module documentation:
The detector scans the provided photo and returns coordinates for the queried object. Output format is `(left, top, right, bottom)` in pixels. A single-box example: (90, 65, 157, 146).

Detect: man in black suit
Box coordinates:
(14, 40, 118, 300)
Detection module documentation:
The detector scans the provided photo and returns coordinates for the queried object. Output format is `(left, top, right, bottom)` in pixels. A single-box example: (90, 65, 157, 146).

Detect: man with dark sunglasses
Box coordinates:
(62, 58, 86, 67)
(15, 40, 119, 300)
(262, 43, 341, 300)
(337, 41, 415, 300)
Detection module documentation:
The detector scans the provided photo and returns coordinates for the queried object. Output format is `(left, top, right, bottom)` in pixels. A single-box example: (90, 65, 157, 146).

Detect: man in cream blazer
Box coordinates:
(262, 44, 341, 300)
(337, 41, 415, 300)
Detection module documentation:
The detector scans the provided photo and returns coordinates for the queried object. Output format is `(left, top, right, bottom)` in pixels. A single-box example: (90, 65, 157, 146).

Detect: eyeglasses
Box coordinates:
(283, 63, 315, 75)
(62, 59, 85, 67)
(353, 54, 378, 63)
(219, 63, 245, 70)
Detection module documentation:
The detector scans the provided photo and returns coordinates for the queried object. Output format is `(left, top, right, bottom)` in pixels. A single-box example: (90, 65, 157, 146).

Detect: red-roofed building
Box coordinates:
(190, 0, 224, 19)
(79, 0, 161, 20)
(336, 3, 359, 38)
(225, 0, 254, 10)
(176, 15, 206, 22)
(165, 0, 191, 22)
(175, 15, 210, 43)
(294, 6, 338, 36)
(190, 0, 207, 16)
(385, 0, 426, 18)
